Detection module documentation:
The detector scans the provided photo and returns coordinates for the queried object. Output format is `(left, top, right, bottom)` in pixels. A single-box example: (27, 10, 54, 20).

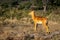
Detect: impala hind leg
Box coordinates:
(34, 23, 37, 31)
(43, 23, 49, 33)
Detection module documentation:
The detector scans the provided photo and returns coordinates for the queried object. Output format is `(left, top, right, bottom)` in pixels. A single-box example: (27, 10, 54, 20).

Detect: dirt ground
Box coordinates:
(0, 20, 60, 40)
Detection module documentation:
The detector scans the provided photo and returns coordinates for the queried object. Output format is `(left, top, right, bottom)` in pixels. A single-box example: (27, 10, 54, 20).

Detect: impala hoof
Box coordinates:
(46, 32, 51, 34)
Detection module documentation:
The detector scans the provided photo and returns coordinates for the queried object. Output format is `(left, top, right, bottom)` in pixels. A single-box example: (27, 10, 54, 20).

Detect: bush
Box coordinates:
(19, 1, 31, 9)
(1, 3, 9, 8)
(24, 2, 32, 9)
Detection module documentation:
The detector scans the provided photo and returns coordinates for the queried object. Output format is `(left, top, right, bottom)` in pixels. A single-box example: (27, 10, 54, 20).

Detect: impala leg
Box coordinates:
(45, 25, 49, 33)
(43, 23, 49, 33)
(34, 23, 37, 31)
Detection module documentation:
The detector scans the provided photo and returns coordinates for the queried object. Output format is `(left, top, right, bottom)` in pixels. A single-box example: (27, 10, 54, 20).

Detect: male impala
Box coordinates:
(29, 10, 49, 33)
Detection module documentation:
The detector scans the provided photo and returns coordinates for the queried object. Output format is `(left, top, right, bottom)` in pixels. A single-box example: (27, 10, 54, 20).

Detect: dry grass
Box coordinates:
(0, 19, 60, 40)
(0, 9, 60, 40)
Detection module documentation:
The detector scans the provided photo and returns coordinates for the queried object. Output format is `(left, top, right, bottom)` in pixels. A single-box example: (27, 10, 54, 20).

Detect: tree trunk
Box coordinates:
(43, 5, 46, 12)
(42, 0, 47, 12)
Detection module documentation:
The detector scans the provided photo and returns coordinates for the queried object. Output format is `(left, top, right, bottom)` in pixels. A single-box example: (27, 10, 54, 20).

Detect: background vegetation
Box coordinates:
(0, 0, 60, 19)
(0, 0, 60, 40)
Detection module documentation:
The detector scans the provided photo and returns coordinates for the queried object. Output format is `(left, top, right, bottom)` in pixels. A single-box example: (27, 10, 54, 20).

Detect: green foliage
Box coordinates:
(57, 0, 60, 6)
(19, 1, 31, 9)
(4, 10, 11, 19)
(48, 0, 60, 6)
(19, 4, 25, 9)
(36, 0, 43, 7)
(1, 3, 9, 8)
(0, 0, 60, 20)
(24, 2, 32, 9)
(12, 12, 23, 19)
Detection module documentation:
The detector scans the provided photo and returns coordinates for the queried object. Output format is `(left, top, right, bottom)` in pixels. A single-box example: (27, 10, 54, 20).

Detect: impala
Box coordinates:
(29, 10, 49, 33)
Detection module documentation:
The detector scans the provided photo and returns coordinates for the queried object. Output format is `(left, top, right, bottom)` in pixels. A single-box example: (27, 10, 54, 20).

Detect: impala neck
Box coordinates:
(31, 11, 35, 20)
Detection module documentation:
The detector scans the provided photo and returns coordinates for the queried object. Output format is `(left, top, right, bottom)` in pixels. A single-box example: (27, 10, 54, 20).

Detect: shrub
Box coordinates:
(19, 1, 31, 9)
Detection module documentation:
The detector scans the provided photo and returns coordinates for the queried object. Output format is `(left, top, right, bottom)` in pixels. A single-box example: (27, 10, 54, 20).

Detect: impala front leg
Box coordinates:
(34, 23, 37, 31)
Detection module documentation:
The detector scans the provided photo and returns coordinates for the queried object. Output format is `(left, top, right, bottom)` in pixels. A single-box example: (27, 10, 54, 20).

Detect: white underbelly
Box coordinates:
(37, 21, 42, 24)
